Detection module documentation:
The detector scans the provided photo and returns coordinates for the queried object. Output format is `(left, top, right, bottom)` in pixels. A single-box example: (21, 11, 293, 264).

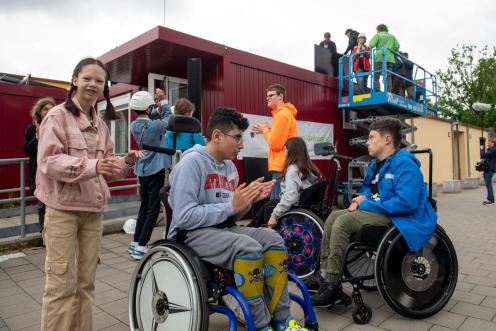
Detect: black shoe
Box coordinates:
(304, 272, 325, 293)
(311, 281, 349, 308)
(483, 201, 494, 205)
(32, 237, 44, 248)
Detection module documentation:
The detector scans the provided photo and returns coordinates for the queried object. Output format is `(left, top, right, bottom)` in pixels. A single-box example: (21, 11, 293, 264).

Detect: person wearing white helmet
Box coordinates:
(352, 33, 371, 94)
(128, 90, 172, 259)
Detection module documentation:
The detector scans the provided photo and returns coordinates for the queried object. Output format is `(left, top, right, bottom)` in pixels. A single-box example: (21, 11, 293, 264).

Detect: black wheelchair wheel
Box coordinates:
(375, 225, 458, 319)
(352, 303, 373, 324)
(129, 240, 209, 331)
(343, 248, 377, 291)
(275, 209, 324, 280)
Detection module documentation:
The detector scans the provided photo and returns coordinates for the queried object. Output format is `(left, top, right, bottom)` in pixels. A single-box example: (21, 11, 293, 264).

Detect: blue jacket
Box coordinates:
(481, 146, 496, 172)
(165, 131, 206, 151)
(130, 103, 172, 177)
(359, 150, 437, 252)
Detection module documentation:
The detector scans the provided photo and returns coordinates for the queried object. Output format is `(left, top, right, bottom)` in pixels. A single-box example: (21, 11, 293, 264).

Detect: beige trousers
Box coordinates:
(41, 207, 103, 331)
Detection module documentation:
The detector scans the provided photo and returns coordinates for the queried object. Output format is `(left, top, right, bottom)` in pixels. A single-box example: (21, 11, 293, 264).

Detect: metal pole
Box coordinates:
(456, 122, 461, 180)
(19, 160, 26, 238)
(466, 125, 471, 178)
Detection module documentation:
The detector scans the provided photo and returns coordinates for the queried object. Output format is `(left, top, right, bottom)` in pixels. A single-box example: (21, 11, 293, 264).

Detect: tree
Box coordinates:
(436, 45, 496, 129)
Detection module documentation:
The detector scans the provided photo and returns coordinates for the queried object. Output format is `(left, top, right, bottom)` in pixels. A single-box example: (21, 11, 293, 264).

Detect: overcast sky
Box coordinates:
(1, 0, 495, 82)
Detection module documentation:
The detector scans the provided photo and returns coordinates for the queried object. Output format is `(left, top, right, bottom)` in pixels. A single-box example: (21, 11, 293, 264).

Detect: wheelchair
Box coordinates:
(131, 116, 318, 330)
(270, 145, 458, 324)
(128, 239, 319, 331)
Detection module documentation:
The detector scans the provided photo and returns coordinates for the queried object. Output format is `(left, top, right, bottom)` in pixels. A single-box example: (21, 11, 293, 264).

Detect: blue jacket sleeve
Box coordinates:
(168, 157, 236, 231)
(360, 162, 374, 200)
(194, 132, 206, 146)
(359, 159, 422, 215)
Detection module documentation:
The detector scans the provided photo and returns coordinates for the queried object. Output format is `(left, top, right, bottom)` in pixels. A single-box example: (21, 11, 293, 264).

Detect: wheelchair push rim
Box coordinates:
(375, 226, 458, 319)
(129, 242, 209, 331)
(275, 209, 324, 280)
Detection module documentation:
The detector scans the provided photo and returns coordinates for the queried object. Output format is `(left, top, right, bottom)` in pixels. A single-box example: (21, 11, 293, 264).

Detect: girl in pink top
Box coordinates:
(36, 58, 142, 331)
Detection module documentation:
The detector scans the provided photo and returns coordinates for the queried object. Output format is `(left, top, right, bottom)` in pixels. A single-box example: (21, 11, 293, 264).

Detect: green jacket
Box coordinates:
(369, 31, 400, 64)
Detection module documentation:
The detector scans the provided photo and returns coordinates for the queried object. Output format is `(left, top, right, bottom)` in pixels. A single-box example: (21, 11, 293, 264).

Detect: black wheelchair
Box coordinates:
(269, 144, 458, 324)
(129, 115, 319, 331)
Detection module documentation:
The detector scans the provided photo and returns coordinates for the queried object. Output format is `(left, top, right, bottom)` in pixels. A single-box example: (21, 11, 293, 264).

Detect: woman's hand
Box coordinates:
(124, 150, 144, 164)
(267, 216, 278, 228)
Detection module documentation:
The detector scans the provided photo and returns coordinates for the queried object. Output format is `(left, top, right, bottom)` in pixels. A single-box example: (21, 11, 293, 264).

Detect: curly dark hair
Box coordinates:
(369, 118, 403, 149)
(206, 107, 249, 140)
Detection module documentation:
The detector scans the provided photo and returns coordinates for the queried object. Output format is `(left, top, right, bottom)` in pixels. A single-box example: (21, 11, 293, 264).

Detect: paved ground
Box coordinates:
(1, 185, 496, 330)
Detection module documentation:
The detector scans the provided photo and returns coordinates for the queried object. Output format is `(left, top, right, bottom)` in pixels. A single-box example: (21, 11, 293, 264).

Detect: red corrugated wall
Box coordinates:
(0, 83, 67, 203)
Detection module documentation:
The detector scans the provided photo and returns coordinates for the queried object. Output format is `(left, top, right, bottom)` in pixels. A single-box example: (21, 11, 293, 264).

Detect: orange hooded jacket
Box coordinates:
(262, 103, 298, 172)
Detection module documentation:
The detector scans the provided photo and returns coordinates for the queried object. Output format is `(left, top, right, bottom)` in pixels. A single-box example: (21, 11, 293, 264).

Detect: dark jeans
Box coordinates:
(38, 202, 46, 231)
(134, 169, 166, 246)
(484, 171, 494, 202)
(248, 199, 280, 227)
(270, 172, 282, 200)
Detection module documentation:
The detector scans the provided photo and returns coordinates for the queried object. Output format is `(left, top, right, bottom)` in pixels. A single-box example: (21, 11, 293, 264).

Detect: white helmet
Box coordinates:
(130, 91, 154, 111)
(122, 218, 137, 234)
(357, 33, 366, 40)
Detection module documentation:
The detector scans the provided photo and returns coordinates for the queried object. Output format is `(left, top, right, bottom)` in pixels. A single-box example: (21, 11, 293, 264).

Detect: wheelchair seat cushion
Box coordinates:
(351, 224, 390, 247)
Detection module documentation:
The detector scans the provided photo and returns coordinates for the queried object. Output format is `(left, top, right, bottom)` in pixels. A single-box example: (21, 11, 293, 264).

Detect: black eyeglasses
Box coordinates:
(266, 93, 277, 100)
(222, 131, 244, 144)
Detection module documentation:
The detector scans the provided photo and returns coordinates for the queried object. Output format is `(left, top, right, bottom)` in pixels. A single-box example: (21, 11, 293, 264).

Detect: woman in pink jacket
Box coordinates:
(35, 58, 142, 331)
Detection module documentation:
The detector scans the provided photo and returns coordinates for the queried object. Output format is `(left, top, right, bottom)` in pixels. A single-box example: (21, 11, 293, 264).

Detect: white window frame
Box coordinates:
(97, 93, 131, 154)
(147, 73, 188, 107)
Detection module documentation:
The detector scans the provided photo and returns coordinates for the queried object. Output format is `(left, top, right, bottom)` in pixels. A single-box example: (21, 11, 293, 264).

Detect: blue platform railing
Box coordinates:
(338, 48, 438, 117)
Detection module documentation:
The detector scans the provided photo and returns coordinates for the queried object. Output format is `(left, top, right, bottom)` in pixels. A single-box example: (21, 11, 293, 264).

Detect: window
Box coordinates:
(97, 93, 131, 154)
(148, 73, 188, 109)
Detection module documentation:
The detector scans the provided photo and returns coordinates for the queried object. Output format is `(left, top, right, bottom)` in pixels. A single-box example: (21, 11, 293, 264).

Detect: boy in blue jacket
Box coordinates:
(128, 90, 172, 259)
(311, 118, 436, 307)
(168, 108, 310, 331)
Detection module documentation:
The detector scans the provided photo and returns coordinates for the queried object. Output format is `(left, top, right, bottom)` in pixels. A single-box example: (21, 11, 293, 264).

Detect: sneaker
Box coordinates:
(311, 281, 349, 308)
(273, 317, 308, 331)
(127, 241, 138, 254)
(131, 245, 149, 260)
(483, 201, 494, 205)
(303, 272, 325, 293)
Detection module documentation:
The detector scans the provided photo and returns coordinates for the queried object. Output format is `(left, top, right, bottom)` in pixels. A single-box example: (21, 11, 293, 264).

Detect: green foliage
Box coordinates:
(437, 45, 496, 129)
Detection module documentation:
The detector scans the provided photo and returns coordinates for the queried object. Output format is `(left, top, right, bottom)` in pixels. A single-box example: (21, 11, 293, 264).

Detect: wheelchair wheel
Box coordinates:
(343, 248, 377, 291)
(275, 209, 324, 279)
(129, 240, 209, 331)
(375, 225, 458, 319)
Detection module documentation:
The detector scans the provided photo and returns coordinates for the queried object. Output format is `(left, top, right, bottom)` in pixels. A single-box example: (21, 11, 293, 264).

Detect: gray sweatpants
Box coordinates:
(185, 225, 291, 328)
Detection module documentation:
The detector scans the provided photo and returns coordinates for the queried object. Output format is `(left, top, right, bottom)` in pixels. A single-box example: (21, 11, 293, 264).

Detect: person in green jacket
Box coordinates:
(368, 24, 400, 92)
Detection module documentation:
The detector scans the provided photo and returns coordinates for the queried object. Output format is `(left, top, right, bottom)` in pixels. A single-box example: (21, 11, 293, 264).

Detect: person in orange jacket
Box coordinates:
(252, 84, 298, 199)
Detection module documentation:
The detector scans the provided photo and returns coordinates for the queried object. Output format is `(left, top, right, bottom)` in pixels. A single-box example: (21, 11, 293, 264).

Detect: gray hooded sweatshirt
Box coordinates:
(167, 145, 247, 239)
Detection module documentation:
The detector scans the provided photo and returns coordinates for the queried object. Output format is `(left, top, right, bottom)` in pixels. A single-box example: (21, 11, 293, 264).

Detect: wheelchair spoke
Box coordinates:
(152, 318, 159, 331)
(151, 267, 158, 295)
(168, 302, 192, 314)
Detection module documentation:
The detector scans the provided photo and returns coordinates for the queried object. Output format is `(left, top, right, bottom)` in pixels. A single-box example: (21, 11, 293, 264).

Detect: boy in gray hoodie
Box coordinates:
(168, 108, 309, 331)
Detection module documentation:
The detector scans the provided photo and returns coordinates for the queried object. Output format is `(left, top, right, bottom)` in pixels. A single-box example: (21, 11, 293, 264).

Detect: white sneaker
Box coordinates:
(127, 241, 138, 254)
(131, 245, 149, 260)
